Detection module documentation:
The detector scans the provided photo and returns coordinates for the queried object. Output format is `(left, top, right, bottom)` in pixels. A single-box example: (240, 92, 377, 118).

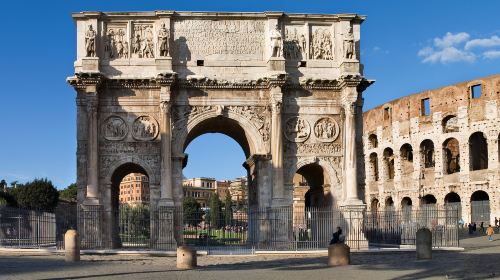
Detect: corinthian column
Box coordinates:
(270, 86, 284, 205)
(159, 91, 174, 206)
(86, 93, 99, 200)
(342, 87, 363, 205)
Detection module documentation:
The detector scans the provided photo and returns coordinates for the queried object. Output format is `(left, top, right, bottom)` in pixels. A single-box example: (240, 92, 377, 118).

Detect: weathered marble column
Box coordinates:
(342, 94, 363, 205)
(159, 90, 174, 206)
(86, 92, 99, 201)
(270, 86, 284, 205)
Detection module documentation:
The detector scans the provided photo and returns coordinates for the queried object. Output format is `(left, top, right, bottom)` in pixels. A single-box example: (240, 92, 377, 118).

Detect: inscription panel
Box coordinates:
(173, 19, 265, 61)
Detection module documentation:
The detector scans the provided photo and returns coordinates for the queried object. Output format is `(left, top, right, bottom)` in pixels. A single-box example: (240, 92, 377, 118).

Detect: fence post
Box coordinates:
(65, 229, 80, 262)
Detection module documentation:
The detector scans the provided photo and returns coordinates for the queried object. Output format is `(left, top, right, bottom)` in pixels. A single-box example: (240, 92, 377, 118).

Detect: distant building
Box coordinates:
(182, 177, 216, 208)
(229, 177, 248, 207)
(119, 173, 150, 205)
(216, 180, 231, 200)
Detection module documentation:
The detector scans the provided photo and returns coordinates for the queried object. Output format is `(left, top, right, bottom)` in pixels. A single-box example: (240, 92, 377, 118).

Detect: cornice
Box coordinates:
(177, 74, 287, 90)
(67, 72, 104, 90)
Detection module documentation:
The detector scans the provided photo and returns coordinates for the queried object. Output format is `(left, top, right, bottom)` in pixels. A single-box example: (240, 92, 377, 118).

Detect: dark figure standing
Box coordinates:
(468, 223, 474, 235)
(473, 222, 477, 232)
(480, 222, 484, 233)
(330, 227, 343, 245)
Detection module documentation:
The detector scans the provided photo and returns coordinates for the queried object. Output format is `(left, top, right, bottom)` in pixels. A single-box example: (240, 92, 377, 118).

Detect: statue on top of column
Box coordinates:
(344, 26, 355, 59)
(270, 24, 283, 58)
(85, 24, 96, 57)
(158, 23, 170, 57)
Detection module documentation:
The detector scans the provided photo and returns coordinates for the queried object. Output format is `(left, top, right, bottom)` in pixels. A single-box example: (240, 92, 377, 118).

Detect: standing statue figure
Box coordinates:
(269, 24, 283, 58)
(85, 24, 96, 57)
(344, 26, 355, 59)
(299, 34, 307, 56)
(158, 23, 170, 57)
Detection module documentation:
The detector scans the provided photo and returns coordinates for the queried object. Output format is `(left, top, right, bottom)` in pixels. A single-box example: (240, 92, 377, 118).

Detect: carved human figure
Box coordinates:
(300, 34, 307, 55)
(143, 26, 155, 58)
(104, 117, 127, 140)
(344, 26, 355, 59)
(270, 24, 283, 58)
(85, 24, 96, 57)
(158, 23, 170, 57)
(133, 33, 142, 57)
(133, 116, 158, 140)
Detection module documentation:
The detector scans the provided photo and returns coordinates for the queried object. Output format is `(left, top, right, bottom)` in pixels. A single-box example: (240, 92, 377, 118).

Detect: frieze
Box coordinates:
(284, 117, 310, 143)
(285, 142, 342, 155)
(132, 115, 159, 141)
(132, 23, 155, 58)
(314, 117, 340, 142)
(284, 26, 306, 60)
(173, 19, 265, 59)
(99, 141, 160, 155)
(104, 23, 129, 59)
(310, 26, 333, 60)
(102, 116, 128, 141)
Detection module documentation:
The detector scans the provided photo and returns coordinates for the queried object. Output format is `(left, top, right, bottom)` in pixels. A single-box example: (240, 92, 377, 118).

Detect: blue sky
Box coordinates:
(0, 0, 498, 188)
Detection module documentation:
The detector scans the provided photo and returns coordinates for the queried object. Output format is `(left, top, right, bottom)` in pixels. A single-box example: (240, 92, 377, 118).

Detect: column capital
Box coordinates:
(156, 72, 177, 87)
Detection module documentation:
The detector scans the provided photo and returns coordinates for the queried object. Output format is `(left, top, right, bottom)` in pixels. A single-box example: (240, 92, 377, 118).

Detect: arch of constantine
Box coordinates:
(67, 11, 372, 249)
(364, 74, 500, 224)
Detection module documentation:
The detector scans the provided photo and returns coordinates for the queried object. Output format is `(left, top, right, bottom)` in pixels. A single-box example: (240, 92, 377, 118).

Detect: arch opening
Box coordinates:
(400, 143, 414, 175)
(442, 115, 459, 133)
(369, 153, 379, 181)
(420, 139, 435, 169)
(470, 190, 490, 224)
(371, 198, 379, 212)
(443, 138, 460, 174)
(469, 132, 488, 171)
(368, 134, 378, 149)
(383, 148, 395, 179)
(293, 163, 330, 209)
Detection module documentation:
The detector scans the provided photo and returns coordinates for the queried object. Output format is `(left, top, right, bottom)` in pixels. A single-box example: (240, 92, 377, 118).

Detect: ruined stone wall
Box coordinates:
(363, 74, 500, 223)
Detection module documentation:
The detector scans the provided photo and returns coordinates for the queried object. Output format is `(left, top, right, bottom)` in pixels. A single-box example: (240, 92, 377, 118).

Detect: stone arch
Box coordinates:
(385, 196, 394, 210)
(369, 152, 379, 182)
(172, 109, 267, 157)
(422, 194, 437, 205)
(401, 197, 412, 210)
(444, 192, 461, 204)
(469, 132, 488, 171)
(400, 143, 414, 175)
(104, 156, 158, 187)
(420, 139, 435, 168)
(371, 198, 379, 212)
(383, 147, 394, 179)
(442, 115, 459, 133)
(443, 138, 460, 174)
(368, 133, 378, 149)
(470, 190, 490, 224)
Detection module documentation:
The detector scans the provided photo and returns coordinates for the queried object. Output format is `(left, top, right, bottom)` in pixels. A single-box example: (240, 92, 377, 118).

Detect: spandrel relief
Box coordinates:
(132, 23, 155, 58)
(310, 26, 333, 60)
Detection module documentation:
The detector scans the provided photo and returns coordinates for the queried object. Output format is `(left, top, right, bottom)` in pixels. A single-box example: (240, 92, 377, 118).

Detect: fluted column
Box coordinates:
(159, 90, 174, 206)
(86, 93, 99, 200)
(270, 86, 284, 205)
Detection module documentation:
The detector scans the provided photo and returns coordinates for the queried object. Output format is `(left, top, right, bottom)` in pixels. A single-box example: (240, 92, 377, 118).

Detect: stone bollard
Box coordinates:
(64, 229, 80, 262)
(328, 243, 350, 266)
(416, 228, 432, 260)
(176, 246, 197, 269)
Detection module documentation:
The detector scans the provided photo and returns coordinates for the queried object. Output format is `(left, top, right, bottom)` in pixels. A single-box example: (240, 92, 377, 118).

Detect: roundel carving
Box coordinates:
(284, 117, 310, 142)
(102, 116, 128, 141)
(314, 117, 340, 142)
(132, 115, 159, 141)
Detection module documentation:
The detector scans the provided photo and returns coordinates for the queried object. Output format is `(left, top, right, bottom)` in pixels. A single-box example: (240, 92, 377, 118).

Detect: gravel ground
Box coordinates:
(0, 234, 498, 280)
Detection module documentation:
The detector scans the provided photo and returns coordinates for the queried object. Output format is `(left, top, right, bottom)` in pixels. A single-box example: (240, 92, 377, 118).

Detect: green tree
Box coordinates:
(224, 190, 233, 226)
(11, 178, 59, 211)
(182, 197, 203, 226)
(0, 179, 6, 190)
(209, 193, 222, 228)
(59, 183, 77, 202)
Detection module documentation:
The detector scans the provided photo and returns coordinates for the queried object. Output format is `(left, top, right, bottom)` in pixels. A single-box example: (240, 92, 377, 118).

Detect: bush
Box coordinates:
(59, 183, 77, 202)
(11, 178, 59, 211)
(183, 197, 203, 226)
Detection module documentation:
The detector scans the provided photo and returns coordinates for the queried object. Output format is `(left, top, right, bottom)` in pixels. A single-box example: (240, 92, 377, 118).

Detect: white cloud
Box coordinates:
(465, 35, 500, 50)
(483, 50, 500, 59)
(434, 32, 470, 48)
(418, 32, 500, 64)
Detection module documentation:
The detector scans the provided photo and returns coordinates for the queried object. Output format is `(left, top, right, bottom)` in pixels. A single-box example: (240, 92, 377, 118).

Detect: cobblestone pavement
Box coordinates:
(0, 234, 499, 280)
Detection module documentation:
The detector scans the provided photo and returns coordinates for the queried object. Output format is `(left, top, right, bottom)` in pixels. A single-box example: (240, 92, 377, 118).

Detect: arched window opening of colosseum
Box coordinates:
(368, 134, 378, 149)
(385, 197, 394, 211)
(383, 148, 395, 179)
(369, 153, 379, 181)
(443, 138, 460, 174)
(111, 162, 150, 249)
(371, 198, 379, 212)
(444, 192, 462, 222)
(470, 191, 490, 224)
(442, 115, 459, 133)
(293, 163, 330, 209)
(421, 194, 437, 209)
(469, 132, 488, 171)
(401, 197, 413, 222)
(400, 144, 414, 175)
(420, 139, 435, 169)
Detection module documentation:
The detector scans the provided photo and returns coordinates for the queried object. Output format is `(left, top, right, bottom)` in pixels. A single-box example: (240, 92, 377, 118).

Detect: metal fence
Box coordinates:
(0, 204, 459, 252)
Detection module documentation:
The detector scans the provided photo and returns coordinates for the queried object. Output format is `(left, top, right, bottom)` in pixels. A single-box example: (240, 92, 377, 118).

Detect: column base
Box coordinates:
(81, 57, 100, 73)
(83, 197, 100, 206)
(267, 57, 285, 72)
(158, 198, 175, 207)
(341, 204, 368, 250)
(156, 57, 172, 72)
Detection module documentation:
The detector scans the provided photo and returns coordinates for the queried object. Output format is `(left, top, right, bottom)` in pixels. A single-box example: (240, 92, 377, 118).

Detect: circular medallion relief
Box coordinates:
(284, 117, 310, 142)
(132, 115, 159, 141)
(102, 116, 128, 141)
(314, 117, 340, 142)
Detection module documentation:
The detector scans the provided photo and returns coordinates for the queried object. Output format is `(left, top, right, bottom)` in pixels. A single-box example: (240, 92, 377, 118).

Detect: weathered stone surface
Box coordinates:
(416, 228, 432, 260)
(328, 243, 350, 266)
(64, 229, 80, 262)
(177, 246, 197, 269)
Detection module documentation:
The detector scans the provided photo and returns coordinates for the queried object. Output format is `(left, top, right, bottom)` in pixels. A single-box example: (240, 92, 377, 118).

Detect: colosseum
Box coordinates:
(363, 74, 500, 225)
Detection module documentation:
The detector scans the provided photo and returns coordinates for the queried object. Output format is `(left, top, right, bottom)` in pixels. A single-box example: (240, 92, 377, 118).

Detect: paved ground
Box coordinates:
(0, 233, 499, 280)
